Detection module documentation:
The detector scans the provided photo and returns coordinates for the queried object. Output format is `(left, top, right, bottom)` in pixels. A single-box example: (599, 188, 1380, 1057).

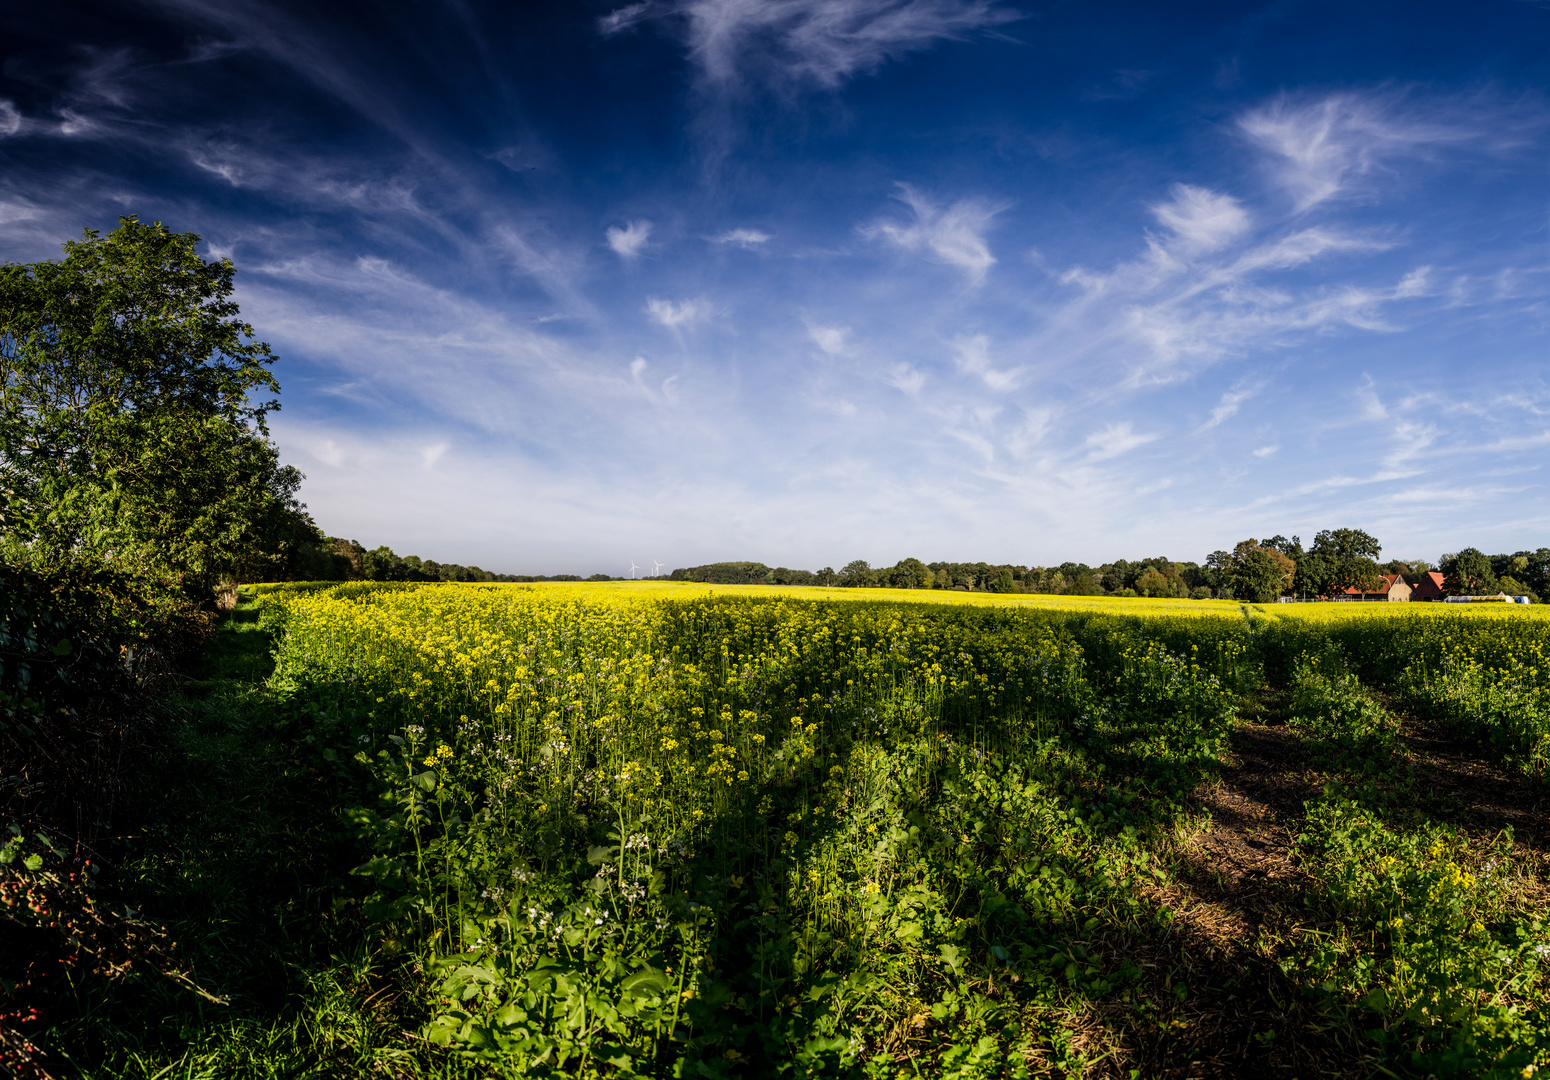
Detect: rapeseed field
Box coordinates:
(245, 582, 1550, 1077)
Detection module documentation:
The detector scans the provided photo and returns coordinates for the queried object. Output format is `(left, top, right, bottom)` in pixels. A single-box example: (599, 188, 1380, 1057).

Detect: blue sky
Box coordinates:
(3, 0, 1548, 574)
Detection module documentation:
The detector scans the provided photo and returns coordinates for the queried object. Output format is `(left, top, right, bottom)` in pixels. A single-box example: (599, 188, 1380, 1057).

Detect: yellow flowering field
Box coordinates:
(248, 580, 1550, 1076)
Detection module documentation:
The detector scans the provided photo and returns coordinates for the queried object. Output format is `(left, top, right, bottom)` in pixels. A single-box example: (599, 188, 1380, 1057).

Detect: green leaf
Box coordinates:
(412, 770, 438, 792)
(363, 896, 411, 922)
(621, 967, 668, 998)
(350, 856, 402, 878)
(51, 637, 72, 656)
(23, 854, 43, 871)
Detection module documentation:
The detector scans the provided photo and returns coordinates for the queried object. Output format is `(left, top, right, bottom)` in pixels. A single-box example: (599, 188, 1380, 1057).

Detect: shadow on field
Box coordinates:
(1394, 711, 1550, 852)
(27, 595, 476, 1078)
(1102, 713, 1363, 1080)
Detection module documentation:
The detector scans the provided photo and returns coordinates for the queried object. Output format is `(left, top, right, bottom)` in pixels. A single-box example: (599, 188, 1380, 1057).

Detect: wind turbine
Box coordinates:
(651, 559, 664, 577)
(628, 559, 641, 579)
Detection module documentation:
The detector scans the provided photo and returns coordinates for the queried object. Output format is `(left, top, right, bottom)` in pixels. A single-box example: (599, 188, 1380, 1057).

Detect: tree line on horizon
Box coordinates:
(667, 530, 1550, 604)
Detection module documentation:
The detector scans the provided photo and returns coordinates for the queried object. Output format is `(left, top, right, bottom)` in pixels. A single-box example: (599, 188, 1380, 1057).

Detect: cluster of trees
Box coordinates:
(322, 540, 624, 584)
(672, 559, 1157, 595)
(669, 533, 1549, 604)
(1203, 532, 1548, 603)
(1204, 530, 1389, 604)
(1436, 547, 1548, 601)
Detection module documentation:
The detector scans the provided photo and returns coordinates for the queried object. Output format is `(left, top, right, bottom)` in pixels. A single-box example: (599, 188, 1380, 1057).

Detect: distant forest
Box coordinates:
(320, 531, 1550, 605)
(664, 533, 1549, 603)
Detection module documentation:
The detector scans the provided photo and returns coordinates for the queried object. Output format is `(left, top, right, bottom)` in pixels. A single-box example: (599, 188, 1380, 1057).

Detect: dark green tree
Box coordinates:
(890, 558, 933, 589)
(0, 217, 297, 598)
(1440, 548, 1496, 596)
(1228, 540, 1295, 603)
(360, 546, 404, 582)
(1309, 528, 1383, 596)
(839, 560, 873, 587)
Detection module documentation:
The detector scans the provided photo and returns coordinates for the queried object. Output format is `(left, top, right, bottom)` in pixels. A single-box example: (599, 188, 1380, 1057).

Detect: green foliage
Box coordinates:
(1227, 540, 1296, 603)
(0, 217, 305, 598)
(892, 557, 935, 590)
(0, 562, 207, 838)
(262, 587, 1247, 1073)
(1286, 797, 1548, 1077)
(27, 586, 1550, 1077)
(671, 562, 774, 585)
(1442, 547, 1499, 597)
(1284, 647, 1398, 766)
(1398, 653, 1549, 777)
(1308, 528, 1384, 596)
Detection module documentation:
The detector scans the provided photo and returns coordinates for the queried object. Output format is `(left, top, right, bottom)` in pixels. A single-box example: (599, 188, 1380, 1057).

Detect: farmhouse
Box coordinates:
(1410, 571, 1446, 601)
(1341, 573, 1412, 602)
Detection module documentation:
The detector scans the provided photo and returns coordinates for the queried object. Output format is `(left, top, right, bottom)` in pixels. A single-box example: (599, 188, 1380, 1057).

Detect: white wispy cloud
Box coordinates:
(421, 442, 449, 470)
(713, 227, 772, 247)
(1051, 180, 1424, 386)
(646, 296, 713, 327)
(0, 101, 21, 137)
(951, 334, 1024, 391)
(1199, 382, 1261, 430)
(886, 363, 926, 396)
(1151, 184, 1249, 253)
(1238, 91, 1474, 210)
(605, 0, 1019, 89)
(1083, 422, 1158, 461)
(599, 1, 656, 33)
(807, 322, 851, 355)
(864, 183, 1003, 283)
(607, 219, 653, 258)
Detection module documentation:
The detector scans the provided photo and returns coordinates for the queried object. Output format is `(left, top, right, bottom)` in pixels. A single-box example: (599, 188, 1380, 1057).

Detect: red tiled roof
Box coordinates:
(1344, 573, 1405, 596)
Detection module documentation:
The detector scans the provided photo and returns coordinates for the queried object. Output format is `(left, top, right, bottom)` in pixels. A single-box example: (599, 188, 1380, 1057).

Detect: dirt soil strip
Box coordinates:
(1063, 701, 1366, 1079)
(1089, 686, 1550, 1080)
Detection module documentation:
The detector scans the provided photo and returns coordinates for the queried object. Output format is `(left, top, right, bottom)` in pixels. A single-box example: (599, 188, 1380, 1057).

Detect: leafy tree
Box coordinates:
(1512, 549, 1550, 599)
(1440, 548, 1497, 596)
(1308, 528, 1383, 596)
(1134, 567, 1172, 598)
(1489, 551, 1548, 600)
(1058, 563, 1099, 595)
(0, 217, 297, 598)
(1497, 575, 1536, 601)
(839, 560, 872, 587)
(890, 558, 933, 589)
(670, 562, 770, 584)
(1202, 550, 1233, 596)
(1228, 540, 1295, 603)
(360, 546, 403, 582)
(988, 567, 1015, 593)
